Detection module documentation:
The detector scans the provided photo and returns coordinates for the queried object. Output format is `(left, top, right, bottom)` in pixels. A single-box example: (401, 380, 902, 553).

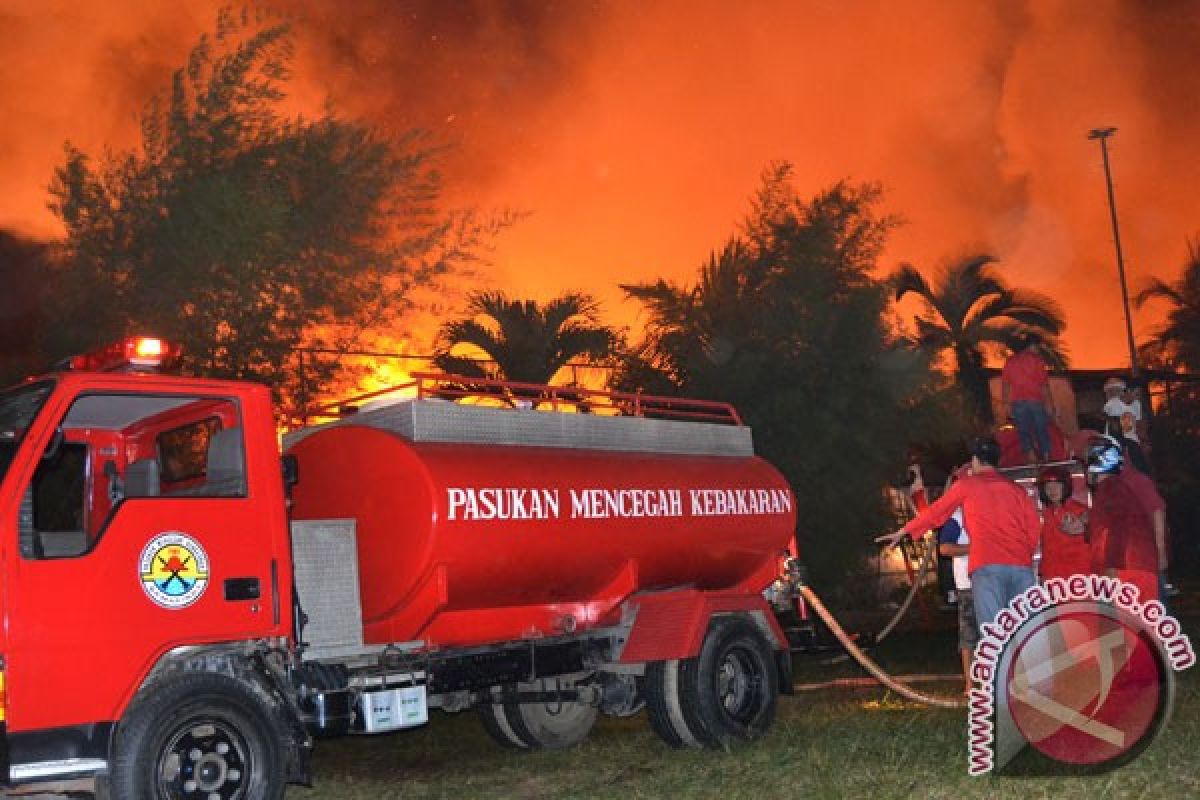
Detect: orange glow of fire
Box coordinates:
(3, 2, 1198, 372)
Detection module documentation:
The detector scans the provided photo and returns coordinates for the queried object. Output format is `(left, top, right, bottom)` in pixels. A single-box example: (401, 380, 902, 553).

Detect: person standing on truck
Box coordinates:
(878, 437, 1041, 631)
(1102, 376, 1148, 446)
(1001, 333, 1055, 464)
(1085, 436, 1159, 602)
(1036, 465, 1090, 582)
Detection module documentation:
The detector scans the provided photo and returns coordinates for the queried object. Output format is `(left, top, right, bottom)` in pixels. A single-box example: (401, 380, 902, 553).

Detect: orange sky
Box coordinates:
(2, 0, 1198, 369)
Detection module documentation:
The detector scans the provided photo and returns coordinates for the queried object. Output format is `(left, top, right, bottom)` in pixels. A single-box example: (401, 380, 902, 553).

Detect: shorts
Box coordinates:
(957, 589, 979, 652)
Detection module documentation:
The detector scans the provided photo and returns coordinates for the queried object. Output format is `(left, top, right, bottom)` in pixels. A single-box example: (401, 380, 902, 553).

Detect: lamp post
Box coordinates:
(1087, 126, 1139, 377)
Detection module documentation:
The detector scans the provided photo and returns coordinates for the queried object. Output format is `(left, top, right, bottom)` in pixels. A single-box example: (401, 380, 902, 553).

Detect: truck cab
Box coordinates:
(0, 347, 293, 786)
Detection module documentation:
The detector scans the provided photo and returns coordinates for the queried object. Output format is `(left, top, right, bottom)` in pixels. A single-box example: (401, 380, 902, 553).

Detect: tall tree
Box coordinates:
(890, 254, 1066, 424)
(46, 8, 496, 414)
(0, 230, 53, 385)
(1135, 242, 1200, 372)
(1134, 242, 1200, 577)
(619, 164, 960, 589)
(434, 290, 619, 389)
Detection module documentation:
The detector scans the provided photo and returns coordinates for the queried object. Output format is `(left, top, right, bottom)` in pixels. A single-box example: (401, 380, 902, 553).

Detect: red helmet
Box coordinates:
(1036, 465, 1072, 504)
(1036, 465, 1072, 488)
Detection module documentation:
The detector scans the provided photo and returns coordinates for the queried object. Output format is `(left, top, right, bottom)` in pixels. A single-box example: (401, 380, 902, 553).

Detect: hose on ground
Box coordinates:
(792, 674, 964, 692)
(797, 584, 966, 709)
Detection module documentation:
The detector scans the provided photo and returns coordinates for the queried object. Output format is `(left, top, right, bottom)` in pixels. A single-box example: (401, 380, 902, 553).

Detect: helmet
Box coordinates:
(1037, 465, 1072, 488)
(1103, 376, 1127, 392)
(1086, 435, 1123, 475)
(1036, 465, 1072, 504)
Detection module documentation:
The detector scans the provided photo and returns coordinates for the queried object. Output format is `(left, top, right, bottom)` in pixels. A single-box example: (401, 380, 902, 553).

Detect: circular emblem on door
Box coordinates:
(139, 532, 210, 609)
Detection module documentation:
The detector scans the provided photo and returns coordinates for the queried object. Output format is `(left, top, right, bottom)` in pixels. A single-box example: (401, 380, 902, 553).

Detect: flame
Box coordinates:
(3, 1, 1197, 370)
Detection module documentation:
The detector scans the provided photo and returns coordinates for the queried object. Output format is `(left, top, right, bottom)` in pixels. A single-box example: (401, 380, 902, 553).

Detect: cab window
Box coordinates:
(158, 417, 221, 484)
(19, 392, 245, 560)
(21, 441, 89, 559)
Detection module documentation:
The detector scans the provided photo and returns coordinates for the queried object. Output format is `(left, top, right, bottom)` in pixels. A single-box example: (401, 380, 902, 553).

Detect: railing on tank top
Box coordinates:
(301, 372, 743, 428)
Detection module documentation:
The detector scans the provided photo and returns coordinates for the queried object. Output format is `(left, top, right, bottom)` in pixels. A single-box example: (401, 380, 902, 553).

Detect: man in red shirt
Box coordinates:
(1115, 442, 1169, 600)
(1001, 333, 1055, 463)
(1085, 436, 1159, 601)
(878, 437, 1041, 631)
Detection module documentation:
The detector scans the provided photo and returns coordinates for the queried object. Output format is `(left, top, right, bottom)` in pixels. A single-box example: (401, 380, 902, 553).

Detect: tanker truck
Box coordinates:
(0, 338, 800, 799)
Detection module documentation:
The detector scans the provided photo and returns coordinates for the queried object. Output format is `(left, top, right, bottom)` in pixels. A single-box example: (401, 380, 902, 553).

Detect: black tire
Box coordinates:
(478, 701, 531, 749)
(502, 678, 598, 750)
(644, 660, 704, 749)
(678, 616, 779, 749)
(109, 672, 286, 800)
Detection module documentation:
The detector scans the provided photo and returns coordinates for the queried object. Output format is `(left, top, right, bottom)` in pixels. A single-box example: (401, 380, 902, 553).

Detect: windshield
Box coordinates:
(0, 381, 55, 484)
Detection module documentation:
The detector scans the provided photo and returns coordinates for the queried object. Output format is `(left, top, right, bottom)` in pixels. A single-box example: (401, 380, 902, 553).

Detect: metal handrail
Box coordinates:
(301, 372, 743, 427)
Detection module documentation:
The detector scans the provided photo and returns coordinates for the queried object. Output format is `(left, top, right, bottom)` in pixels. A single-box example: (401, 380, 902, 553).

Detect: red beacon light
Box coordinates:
(64, 337, 182, 373)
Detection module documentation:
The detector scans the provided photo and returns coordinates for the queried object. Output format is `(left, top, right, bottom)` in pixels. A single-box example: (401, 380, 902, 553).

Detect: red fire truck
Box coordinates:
(0, 339, 799, 799)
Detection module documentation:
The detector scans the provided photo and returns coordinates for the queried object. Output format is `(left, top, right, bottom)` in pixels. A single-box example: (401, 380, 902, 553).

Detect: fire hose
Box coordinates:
(797, 584, 966, 709)
(819, 533, 936, 666)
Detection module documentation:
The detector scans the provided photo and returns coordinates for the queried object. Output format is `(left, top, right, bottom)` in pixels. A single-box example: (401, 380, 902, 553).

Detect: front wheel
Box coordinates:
(109, 672, 286, 800)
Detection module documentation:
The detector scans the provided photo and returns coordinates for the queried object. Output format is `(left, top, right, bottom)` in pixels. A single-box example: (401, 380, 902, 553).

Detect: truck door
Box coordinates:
(3, 389, 287, 738)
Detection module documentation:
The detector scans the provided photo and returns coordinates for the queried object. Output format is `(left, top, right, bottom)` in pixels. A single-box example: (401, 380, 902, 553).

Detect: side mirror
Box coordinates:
(281, 455, 299, 489)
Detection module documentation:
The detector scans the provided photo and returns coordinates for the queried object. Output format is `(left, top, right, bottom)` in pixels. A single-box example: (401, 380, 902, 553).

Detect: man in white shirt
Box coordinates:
(937, 508, 974, 693)
(1102, 376, 1146, 443)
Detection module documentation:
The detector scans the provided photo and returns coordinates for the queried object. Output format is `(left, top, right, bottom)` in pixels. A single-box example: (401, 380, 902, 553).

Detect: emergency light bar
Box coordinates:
(64, 337, 181, 373)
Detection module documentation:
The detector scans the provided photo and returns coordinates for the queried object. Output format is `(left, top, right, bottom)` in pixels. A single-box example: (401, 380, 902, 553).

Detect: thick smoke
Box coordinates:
(1, 0, 1197, 366)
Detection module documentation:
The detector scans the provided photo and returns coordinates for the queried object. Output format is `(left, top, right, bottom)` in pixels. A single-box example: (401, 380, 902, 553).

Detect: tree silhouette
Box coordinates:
(619, 164, 961, 589)
(1136, 242, 1200, 372)
(1133, 241, 1200, 575)
(434, 291, 619, 398)
(0, 230, 50, 384)
(890, 254, 1066, 424)
(46, 8, 498, 414)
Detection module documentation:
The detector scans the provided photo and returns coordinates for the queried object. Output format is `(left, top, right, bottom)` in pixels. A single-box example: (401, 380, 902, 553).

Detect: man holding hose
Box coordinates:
(877, 437, 1041, 632)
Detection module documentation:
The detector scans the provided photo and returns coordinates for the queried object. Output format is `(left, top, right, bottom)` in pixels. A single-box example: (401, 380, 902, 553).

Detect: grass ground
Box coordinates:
(290, 612, 1200, 800)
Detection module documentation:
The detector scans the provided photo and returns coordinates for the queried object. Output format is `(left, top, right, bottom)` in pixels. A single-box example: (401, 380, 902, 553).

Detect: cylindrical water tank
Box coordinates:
(287, 425, 794, 648)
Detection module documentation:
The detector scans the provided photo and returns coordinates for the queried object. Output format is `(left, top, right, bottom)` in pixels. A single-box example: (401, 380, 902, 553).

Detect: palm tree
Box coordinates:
(890, 254, 1066, 423)
(619, 240, 756, 395)
(433, 291, 619, 400)
(1135, 243, 1200, 372)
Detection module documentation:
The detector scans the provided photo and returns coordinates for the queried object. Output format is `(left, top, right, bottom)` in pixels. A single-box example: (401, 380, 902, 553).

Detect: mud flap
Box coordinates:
(776, 649, 794, 696)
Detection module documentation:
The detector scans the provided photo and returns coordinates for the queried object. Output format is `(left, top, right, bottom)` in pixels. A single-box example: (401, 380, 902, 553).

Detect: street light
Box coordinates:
(1087, 126, 1139, 377)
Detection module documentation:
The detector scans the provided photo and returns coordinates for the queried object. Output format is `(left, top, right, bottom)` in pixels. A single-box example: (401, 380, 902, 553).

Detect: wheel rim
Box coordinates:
(157, 718, 252, 800)
(716, 645, 765, 724)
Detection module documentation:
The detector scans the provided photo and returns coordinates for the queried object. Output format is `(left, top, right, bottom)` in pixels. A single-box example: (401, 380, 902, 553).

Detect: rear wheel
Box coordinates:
(478, 701, 530, 749)
(503, 677, 598, 750)
(478, 677, 598, 751)
(644, 659, 704, 749)
(678, 616, 779, 749)
(109, 672, 285, 800)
